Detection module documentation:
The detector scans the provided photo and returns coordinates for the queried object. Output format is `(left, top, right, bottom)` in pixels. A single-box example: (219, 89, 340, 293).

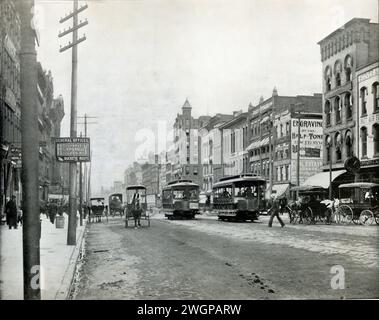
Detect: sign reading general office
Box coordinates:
(55, 137, 91, 162)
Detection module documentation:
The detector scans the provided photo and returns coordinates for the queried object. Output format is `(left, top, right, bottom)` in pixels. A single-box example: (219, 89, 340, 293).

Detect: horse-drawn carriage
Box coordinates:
(108, 193, 124, 217)
(90, 197, 107, 222)
(335, 182, 379, 225)
(289, 186, 332, 224)
(125, 185, 150, 228)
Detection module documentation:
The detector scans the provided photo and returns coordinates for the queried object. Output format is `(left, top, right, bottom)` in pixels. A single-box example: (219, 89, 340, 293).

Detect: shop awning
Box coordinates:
(302, 169, 346, 189)
(273, 184, 290, 197)
(266, 183, 289, 198)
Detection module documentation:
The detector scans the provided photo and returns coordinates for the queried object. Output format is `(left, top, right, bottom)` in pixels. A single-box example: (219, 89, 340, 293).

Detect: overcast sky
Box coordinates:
(35, 0, 378, 195)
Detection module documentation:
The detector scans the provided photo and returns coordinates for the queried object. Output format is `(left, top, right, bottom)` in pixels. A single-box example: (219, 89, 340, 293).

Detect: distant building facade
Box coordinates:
(171, 99, 210, 186)
(247, 89, 323, 197)
(199, 113, 234, 192)
(220, 111, 249, 177)
(0, 0, 21, 214)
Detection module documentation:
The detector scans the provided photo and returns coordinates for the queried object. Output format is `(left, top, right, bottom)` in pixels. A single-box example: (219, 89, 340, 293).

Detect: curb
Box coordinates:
(54, 221, 87, 300)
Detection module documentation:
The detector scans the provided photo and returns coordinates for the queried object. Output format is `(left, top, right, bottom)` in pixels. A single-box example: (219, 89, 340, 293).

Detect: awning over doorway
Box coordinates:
(302, 169, 346, 189)
(265, 183, 290, 199)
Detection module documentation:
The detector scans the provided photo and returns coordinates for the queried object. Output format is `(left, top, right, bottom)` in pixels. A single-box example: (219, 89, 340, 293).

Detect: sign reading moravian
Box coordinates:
(55, 137, 90, 162)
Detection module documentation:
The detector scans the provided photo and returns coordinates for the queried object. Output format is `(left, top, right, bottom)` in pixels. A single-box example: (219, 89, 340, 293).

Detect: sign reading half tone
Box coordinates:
(55, 137, 90, 162)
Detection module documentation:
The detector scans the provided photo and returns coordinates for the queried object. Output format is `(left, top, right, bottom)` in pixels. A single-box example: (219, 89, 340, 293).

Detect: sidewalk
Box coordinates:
(0, 214, 86, 300)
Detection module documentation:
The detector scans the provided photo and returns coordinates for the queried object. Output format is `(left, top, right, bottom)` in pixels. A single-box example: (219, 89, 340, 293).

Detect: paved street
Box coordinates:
(74, 212, 379, 300)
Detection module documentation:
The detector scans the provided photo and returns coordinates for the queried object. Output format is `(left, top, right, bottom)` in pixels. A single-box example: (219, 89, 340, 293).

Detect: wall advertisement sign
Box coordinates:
(291, 118, 323, 159)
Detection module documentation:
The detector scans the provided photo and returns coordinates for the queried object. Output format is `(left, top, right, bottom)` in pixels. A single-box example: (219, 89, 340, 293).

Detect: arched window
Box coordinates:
(373, 82, 379, 112)
(325, 100, 331, 125)
(345, 92, 353, 120)
(373, 124, 379, 156)
(361, 127, 368, 157)
(345, 130, 353, 158)
(361, 87, 367, 115)
(325, 66, 332, 91)
(344, 55, 353, 82)
(334, 61, 342, 87)
(335, 96, 342, 124)
(335, 132, 342, 161)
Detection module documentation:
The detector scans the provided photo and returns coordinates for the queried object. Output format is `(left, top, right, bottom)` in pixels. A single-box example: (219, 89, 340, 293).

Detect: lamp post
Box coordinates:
(326, 136, 333, 199)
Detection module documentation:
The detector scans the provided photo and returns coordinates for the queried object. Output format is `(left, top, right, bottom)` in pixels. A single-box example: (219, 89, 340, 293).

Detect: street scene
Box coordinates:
(1, 0, 379, 301)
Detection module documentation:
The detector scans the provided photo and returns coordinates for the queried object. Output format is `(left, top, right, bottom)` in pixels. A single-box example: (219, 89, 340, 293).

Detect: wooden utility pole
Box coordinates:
(18, 0, 41, 299)
(59, 0, 88, 245)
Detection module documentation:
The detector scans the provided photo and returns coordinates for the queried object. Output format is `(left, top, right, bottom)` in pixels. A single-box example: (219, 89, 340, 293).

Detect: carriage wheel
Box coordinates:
(374, 210, 379, 225)
(302, 207, 313, 224)
(359, 210, 374, 226)
(336, 205, 353, 224)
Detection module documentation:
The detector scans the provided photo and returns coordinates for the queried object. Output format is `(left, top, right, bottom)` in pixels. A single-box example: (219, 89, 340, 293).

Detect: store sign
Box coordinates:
(291, 119, 323, 159)
(358, 67, 379, 82)
(55, 137, 90, 162)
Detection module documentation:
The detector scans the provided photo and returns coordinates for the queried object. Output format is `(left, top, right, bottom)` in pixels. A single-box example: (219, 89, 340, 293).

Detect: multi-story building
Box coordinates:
(199, 113, 234, 192)
(317, 18, 379, 192)
(0, 0, 21, 215)
(247, 88, 323, 198)
(37, 63, 65, 202)
(171, 99, 210, 186)
(124, 162, 143, 187)
(220, 111, 249, 177)
(356, 61, 379, 183)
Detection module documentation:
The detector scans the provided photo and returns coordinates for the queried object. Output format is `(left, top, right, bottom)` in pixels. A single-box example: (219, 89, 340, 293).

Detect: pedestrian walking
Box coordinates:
(47, 200, 58, 224)
(268, 194, 285, 228)
(5, 195, 18, 230)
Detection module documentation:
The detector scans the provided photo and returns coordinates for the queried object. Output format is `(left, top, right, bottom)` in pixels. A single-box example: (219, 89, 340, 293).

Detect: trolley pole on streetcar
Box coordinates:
(59, 0, 88, 245)
(18, 0, 41, 300)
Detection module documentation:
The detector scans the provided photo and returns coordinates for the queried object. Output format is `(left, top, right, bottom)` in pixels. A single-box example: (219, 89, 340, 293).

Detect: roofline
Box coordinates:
(317, 18, 371, 45)
(219, 112, 248, 129)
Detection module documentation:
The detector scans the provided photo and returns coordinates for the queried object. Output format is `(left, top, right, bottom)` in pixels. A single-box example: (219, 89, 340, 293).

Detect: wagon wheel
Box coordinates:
(302, 207, 313, 224)
(359, 210, 374, 226)
(289, 208, 297, 224)
(336, 205, 353, 224)
(374, 210, 379, 225)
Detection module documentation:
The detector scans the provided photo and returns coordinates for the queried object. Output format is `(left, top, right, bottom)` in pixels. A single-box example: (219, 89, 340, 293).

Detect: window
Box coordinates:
(285, 165, 289, 180)
(335, 96, 341, 124)
(373, 124, 379, 156)
(285, 122, 289, 136)
(280, 167, 283, 181)
(345, 93, 353, 120)
(335, 132, 342, 161)
(373, 82, 379, 112)
(345, 130, 353, 158)
(325, 100, 331, 125)
(325, 66, 332, 91)
(336, 72, 341, 87)
(361, 87, 367, 115)
(280, 124, 283, 137)
(361, 127, 368, 157)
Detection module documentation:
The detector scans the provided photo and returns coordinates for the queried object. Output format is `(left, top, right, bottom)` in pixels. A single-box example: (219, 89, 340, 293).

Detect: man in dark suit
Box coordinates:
(268, 194, 285, 227)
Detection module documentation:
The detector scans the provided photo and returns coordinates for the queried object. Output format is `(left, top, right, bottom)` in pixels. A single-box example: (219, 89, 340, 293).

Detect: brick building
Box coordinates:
(317, 18, 379, 194)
